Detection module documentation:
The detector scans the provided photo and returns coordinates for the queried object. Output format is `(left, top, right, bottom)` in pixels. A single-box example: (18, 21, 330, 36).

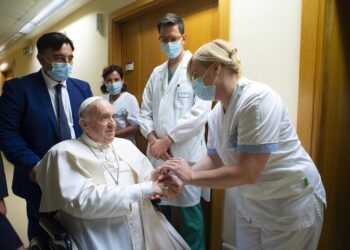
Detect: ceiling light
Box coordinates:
(19, 23, 36, 34)
(0, 62, 9, 72)
(19, 0, 70, 34)
(0, 0, 71, 54)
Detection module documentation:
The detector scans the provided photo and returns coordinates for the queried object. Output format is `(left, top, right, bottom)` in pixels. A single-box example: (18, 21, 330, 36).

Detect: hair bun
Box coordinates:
(229, 48, 237, 58)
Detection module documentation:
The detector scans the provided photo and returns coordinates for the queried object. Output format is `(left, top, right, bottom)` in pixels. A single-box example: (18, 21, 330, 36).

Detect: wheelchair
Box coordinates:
(29, 200, 161, 249)
(29, 215, 74, 250)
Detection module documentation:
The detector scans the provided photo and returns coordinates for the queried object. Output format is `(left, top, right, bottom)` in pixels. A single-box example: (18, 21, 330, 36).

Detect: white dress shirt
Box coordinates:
(41, 69, 76, 138)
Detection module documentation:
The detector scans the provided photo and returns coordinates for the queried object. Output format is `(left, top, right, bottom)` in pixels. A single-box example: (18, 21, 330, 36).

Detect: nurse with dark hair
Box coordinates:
(101, 64, 140, 145)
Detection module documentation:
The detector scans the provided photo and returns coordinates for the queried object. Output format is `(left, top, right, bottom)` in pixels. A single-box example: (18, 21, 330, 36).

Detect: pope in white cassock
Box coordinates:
(36, 97, 190, 250)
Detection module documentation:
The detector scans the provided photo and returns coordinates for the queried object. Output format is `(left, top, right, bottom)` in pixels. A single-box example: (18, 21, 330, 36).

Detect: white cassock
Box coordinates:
(140, 50, 212, 206)
(36, 133, 190, 250)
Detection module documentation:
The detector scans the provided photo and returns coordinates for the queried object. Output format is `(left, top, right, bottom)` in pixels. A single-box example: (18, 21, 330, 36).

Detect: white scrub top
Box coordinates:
(208, 77, 326, 231)
(103, 92, 140, 145)
(139, 51, 212, 206)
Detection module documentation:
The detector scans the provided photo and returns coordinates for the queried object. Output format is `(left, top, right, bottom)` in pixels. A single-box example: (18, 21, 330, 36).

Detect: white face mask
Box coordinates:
(105, 81, 123, 95)
(192, 66, 217, 101)
(160, 39, 183, 59)
(41, 56, 72, 81)
(48, 62, 72, 81)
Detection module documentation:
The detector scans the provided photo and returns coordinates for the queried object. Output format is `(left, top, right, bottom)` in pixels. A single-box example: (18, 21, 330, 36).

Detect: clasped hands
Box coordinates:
(151, 157, 193, 199)
(151, 168, 181, 199)
(148, 134, 173, 161)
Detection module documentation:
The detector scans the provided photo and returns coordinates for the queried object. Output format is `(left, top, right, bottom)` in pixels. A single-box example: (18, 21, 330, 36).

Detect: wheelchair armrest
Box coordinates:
(39, 216, 73, 250)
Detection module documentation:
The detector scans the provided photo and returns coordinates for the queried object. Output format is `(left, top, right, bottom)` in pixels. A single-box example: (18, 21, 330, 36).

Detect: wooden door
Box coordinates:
(316, 1, 350, 249)
(298, 0, 350, 249)
(119, 0, 220, 154)
(138, 0, 219, 91)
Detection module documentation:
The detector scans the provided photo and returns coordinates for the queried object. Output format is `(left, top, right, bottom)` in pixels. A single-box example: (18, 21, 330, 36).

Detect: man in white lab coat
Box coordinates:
(36, 97, 190, 250)
(139, 13, 212, 250)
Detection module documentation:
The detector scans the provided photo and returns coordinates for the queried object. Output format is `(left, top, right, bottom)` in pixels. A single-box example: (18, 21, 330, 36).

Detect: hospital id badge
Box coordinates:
(178, 91, 190, 98)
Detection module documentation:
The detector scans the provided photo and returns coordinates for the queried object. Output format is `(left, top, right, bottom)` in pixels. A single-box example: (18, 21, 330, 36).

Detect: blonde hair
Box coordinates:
(188, 39, 241, 78)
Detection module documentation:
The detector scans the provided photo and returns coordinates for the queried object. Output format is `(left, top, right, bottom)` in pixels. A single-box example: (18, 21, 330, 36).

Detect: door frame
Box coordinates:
(297, 0, 326, 163)
(108, 1, 230, 249)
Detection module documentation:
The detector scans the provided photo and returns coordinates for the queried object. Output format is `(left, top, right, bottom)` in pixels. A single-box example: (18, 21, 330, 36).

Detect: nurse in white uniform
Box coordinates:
(162, 39, 326, 250)
(102, 65, 140, 145)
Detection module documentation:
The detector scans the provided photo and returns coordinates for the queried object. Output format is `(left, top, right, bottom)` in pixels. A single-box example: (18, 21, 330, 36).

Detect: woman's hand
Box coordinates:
(161, 157, 193, 184)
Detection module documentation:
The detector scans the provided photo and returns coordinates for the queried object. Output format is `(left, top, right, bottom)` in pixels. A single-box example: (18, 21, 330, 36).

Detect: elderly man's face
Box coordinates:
(81, 99, 116, 144)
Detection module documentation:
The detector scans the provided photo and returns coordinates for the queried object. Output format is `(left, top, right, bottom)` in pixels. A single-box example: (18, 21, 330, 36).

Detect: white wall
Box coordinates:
(222, 1, 302, 249)
(230, 0, 302, 124)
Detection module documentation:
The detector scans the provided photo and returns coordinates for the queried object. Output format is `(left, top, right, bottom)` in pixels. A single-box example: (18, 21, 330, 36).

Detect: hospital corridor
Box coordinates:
(0, 0, 349, 249)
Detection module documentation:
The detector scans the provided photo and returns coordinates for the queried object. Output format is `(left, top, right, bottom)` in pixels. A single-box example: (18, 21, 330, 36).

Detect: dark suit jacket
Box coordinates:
(0, 70, 92, 201)
(0, 155, 8, 199)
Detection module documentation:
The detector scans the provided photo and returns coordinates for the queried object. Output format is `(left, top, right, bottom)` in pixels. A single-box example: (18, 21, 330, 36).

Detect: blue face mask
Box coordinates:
(160, 39, 183, 59)
(47, 63, 72, 82)
(192, 66, 216, 101)
(105, 81, 123, 95)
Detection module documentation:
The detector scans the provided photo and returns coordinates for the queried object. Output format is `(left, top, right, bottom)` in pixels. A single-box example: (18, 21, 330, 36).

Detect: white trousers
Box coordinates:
(236, 195, 324, 250)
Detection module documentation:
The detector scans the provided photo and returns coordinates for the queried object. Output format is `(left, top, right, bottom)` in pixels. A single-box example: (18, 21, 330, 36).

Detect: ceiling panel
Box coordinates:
(0, 0, 94, 56)
(0, 0, 53, 45)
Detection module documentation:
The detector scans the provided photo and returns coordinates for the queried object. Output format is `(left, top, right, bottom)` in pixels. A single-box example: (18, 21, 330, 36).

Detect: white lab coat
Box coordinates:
(36, 134, 190, 250)
(209, 77, 326, 248)
(140, 51, 212, 206)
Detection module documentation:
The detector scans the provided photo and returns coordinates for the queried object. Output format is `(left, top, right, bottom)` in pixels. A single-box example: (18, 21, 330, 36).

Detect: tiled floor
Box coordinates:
(3, 156, 29, 246)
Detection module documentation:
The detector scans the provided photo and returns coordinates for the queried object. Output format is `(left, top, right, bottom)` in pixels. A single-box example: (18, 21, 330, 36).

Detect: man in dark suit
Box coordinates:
(0, 154, 25, 250)
(0, 32, 93, 241)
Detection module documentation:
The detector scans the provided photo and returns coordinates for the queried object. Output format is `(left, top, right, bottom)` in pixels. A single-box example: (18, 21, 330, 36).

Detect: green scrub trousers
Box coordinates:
(160, 203, 206, 250)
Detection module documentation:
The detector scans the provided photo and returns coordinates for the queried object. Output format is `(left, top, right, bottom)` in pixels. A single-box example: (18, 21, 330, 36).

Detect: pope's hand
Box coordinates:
(152, 175, 183, 199)
(161, 157, 193, 184)
(151, 167, 170, 181)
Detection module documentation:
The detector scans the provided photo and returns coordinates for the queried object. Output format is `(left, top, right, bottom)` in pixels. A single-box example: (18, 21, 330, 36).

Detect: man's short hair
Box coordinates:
(157, 13, 184, 34)
(36, 32, 74, 54)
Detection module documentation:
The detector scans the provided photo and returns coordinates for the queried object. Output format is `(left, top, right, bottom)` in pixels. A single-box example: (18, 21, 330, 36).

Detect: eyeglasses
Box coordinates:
(41, 54, 74, 64)
(158, 35, 182, 44)
(52, 54, 74, 64)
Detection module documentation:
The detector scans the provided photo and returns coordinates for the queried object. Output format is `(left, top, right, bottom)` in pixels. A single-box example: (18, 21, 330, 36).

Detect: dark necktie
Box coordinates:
(55, 84, 71, 141)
